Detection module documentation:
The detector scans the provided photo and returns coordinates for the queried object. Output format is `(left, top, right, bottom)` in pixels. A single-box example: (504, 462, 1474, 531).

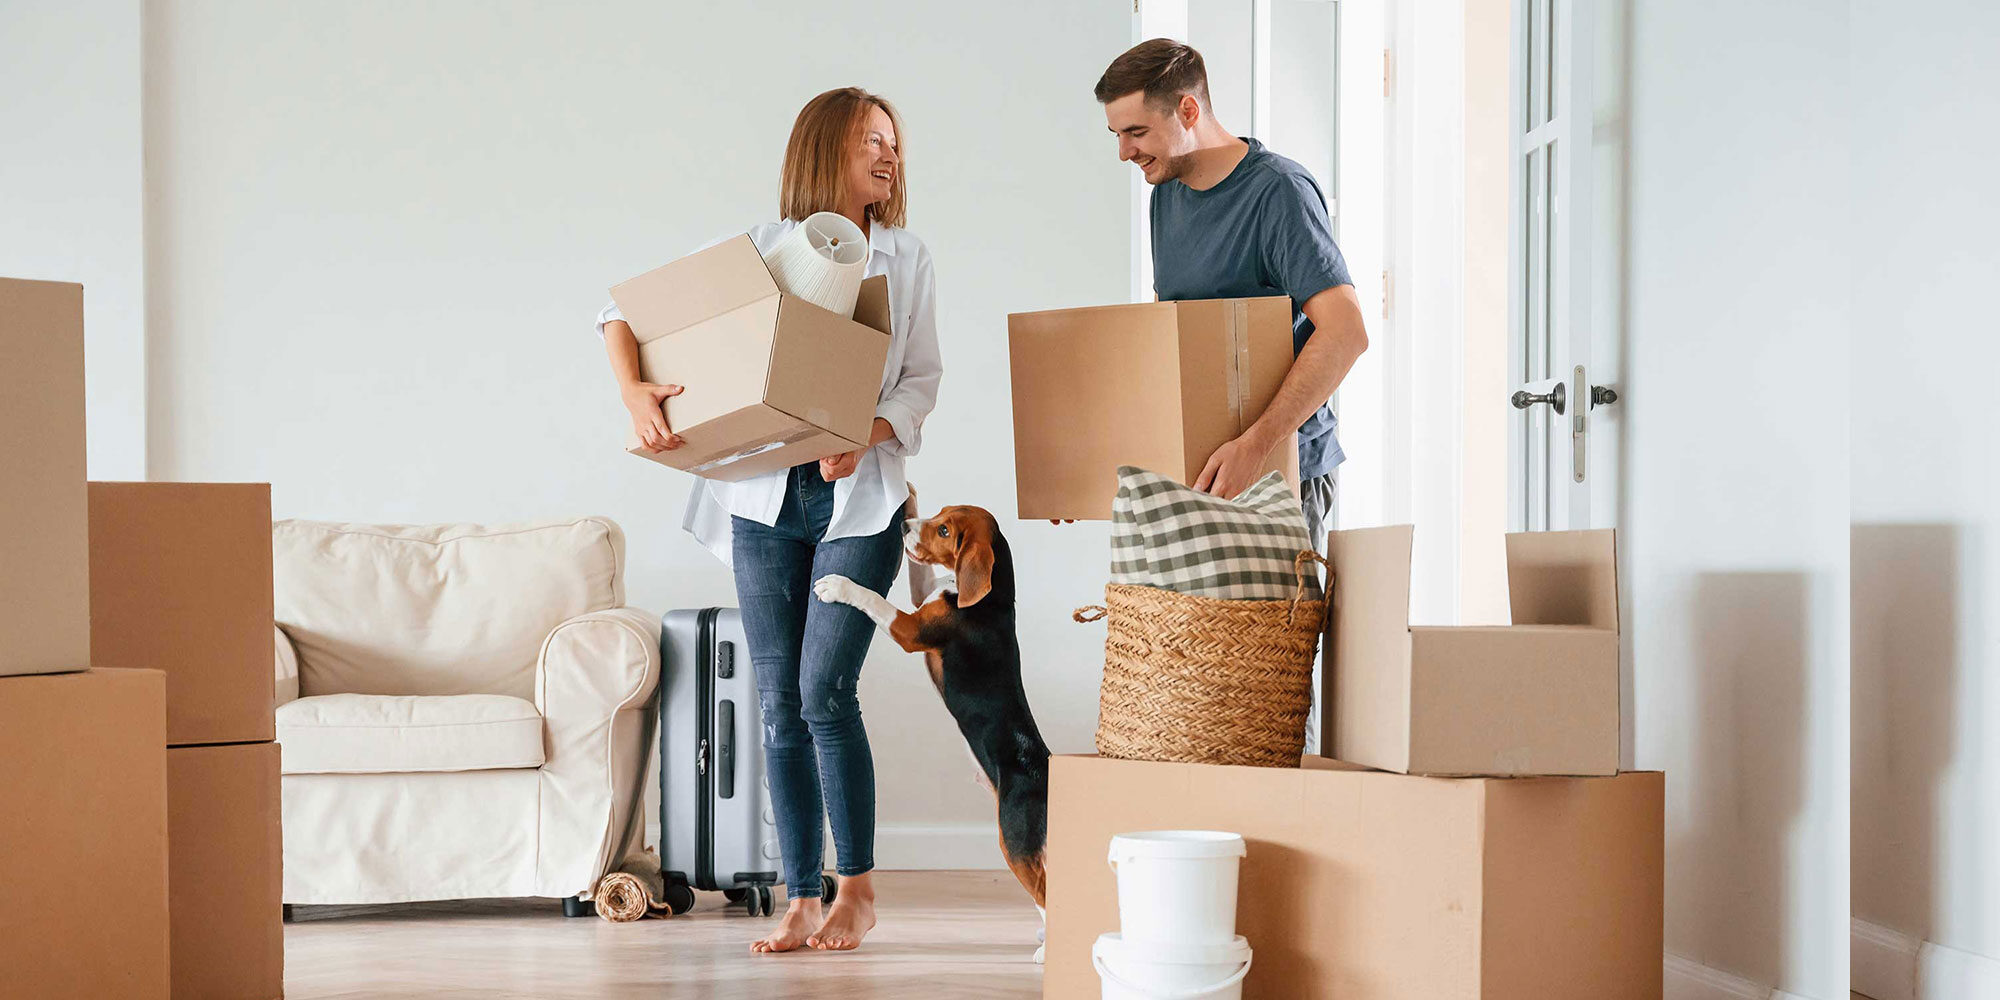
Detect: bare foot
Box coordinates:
(808, 874, 877, 951)
(751, 897, 822, 955)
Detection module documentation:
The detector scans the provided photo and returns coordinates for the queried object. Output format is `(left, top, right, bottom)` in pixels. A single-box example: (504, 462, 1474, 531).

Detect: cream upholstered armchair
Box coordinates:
(271, 517, 658, 911)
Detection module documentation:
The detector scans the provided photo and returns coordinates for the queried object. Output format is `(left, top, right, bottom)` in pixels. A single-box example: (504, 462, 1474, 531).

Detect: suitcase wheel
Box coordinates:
(723, 887, 749, 904)
(663, 882, 696, 916)
(754, 885, 775, 917)
(821, 874, 838, 904)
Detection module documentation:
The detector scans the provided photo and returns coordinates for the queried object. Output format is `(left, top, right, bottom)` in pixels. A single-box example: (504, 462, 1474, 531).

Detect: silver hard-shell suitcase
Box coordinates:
(659, 607, 835, 916)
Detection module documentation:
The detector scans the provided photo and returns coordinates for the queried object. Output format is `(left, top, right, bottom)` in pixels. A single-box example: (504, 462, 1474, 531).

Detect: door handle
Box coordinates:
(1511, 381, 1566, 416)
(1591, 385, 1618, 408)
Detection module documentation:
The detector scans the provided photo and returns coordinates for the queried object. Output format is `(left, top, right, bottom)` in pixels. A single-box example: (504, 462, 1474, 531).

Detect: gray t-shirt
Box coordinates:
(1151, 138, 1352, 480)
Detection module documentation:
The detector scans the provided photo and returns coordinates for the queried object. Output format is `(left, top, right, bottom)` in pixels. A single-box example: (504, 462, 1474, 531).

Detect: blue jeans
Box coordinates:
(731, 464, 902, 900)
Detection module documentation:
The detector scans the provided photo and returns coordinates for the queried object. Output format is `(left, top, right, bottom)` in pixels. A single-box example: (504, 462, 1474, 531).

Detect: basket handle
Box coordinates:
(1287, 549, 1333, 628)
(1073, 605, 1108, 623)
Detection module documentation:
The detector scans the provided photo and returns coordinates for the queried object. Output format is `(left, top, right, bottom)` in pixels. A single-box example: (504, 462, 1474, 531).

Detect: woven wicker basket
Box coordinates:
(1077, 551, 1328, 768)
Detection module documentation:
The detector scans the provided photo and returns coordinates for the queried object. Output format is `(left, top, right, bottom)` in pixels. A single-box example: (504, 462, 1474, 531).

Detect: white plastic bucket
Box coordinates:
(1093, 933, 1252, 1000)
(1108, 830, 1246, 945)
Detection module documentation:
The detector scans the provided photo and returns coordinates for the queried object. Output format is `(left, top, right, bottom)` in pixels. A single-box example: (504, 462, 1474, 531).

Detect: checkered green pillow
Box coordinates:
(1109, 466, 1322, 601)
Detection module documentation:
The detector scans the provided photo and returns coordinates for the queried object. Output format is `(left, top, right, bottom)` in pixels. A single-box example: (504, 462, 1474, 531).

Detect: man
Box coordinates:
(1097, 38, 1369, 751)
(1097, 37, 1367, 533)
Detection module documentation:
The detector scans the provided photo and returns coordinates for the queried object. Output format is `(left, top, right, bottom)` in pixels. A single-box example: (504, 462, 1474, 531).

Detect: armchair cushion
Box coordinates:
(277, 693, 545, 775)
(272, 517, 625, 700)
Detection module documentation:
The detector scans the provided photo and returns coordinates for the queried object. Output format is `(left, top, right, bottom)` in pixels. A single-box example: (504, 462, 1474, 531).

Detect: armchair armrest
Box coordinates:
(531, 607, 662, 898)
(274, 625, 300, 707)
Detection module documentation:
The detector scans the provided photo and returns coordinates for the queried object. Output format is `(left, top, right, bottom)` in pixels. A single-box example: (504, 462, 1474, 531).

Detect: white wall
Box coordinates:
(140, 0, 1131, 867)
(1621, 1, 1849, 996)
(0, 0, 147, 480)
(1383, 0, 1467, 626)
(1849, 0, 2000, 994)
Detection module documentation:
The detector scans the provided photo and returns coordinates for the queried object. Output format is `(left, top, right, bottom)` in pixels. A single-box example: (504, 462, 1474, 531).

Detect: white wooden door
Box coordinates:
(1508, 0, 1620, 532)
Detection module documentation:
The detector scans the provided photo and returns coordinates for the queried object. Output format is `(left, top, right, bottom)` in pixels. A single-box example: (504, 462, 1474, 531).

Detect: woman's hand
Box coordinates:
(819, 449, 861, 482)
(819, 418, 896, 481)
(621, 380, 685, 452)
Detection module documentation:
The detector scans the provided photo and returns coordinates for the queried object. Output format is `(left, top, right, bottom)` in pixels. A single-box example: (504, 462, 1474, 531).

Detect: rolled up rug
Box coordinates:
(594, 871, 672, 922)
(761, 211, 869, 317)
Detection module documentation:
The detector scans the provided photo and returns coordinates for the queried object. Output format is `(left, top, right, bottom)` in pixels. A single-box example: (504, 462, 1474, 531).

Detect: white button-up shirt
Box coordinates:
(597, 219, 943, 566)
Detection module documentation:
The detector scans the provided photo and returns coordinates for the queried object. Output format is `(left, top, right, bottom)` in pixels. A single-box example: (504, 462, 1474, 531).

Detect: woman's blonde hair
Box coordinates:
(779, 87, 907, 229)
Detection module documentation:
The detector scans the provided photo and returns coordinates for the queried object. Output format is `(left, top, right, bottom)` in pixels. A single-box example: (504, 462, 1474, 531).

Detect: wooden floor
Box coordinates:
(285, 871, 1045, 1000)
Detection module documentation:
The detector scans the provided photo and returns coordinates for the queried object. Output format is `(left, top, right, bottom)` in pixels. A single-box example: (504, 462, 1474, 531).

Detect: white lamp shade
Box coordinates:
(760, 211, 869, 318)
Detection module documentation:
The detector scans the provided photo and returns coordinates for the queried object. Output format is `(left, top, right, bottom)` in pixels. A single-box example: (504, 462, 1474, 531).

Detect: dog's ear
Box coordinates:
(955, 539, 994, 608)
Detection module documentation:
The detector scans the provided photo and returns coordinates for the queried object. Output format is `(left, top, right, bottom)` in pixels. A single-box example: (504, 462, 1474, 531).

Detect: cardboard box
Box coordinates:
(1008, 296, 1300, 521)
(0, 669, 171, 999)
(1045, 755, 1663, 1000)
(1, 277, 90, 678)
(167, 742, 283, 1000)
(609, 235, 892, 481)
(89, 482, 277, 746)
(1327, 524, 1620, 776)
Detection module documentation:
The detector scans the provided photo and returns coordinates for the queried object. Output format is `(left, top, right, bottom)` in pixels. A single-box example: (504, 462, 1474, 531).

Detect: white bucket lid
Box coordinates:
(1094, 932, 1252, 967)
(1108, 830, 1247, 861)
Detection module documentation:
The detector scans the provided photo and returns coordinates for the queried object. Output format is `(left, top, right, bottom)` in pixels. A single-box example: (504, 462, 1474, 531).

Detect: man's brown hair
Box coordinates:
(1094, 38, 1211, 113)
(779, 87, 908, 229)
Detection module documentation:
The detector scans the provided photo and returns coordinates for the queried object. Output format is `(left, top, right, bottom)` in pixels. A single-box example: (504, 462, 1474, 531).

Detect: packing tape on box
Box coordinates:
(1225, 299, 1252, 430)
(685, 426, 825, 474)
(760, 211, 869, 318)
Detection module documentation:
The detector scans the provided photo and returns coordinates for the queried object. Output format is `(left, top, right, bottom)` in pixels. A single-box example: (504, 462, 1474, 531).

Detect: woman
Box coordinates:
(597, 88, 941, 955)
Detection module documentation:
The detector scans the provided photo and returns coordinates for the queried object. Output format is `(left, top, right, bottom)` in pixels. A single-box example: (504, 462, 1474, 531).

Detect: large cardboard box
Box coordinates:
(167, 742, 283, 1000)
(1, 277, 90, 678)
(609, 235, 892, 481)
(1328, 524, 1620, 776)
(88, 482, 277, 746)
(1008, 296, 1300, 521)
(1045, 755, 1663, 1000)
(0, 669, 171, 999)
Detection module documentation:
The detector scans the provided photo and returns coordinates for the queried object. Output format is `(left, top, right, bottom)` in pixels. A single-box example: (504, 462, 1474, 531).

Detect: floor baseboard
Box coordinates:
(875, 822, 1005, 871)
(1853, 917, 2000, 1000)
(1664, 954, 1835, 1000)
(639, 820, 1005, 873)
(1665, 954, 1774, 1000)
(1853, 919, 1921, 1000)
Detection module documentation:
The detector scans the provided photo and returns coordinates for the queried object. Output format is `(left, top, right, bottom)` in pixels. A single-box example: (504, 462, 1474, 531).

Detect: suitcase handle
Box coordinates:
(716, 701, 735, 799)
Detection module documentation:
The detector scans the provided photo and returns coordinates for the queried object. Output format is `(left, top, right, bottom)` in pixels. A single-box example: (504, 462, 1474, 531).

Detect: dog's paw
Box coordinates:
(813, 575, 857, 606)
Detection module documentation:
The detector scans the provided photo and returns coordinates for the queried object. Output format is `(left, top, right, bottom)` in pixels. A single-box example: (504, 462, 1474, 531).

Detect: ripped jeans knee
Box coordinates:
(755, 682, 810, 751)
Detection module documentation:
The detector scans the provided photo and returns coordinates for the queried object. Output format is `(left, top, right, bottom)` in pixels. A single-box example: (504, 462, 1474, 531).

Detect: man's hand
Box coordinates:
(819, 449, 862, 482)
(1194, 429, 1277, 499)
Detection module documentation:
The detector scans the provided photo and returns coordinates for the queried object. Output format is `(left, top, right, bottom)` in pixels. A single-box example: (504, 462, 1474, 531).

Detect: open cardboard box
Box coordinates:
(1327, 524, 1620, 776)
(610, 235, 891, 481)
(1008, 296, 1300, 521)
(1045, 754, 1663, 999)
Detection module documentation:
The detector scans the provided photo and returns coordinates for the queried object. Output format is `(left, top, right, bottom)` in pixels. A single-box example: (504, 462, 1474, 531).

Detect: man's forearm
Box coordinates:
(1246, 285, 1369, 453)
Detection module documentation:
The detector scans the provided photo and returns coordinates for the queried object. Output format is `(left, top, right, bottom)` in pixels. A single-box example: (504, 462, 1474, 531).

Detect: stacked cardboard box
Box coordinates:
(1326, 524, 1621, 777)
(0, 278, 172, 998)
(1046, 523, 1660, 998)
(1, 278, 90, 677)
(90, 482, 284, 1000)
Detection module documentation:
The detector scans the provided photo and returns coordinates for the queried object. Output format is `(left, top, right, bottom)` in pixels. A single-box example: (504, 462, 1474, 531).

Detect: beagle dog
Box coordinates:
(813, 505, 1051, 923)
